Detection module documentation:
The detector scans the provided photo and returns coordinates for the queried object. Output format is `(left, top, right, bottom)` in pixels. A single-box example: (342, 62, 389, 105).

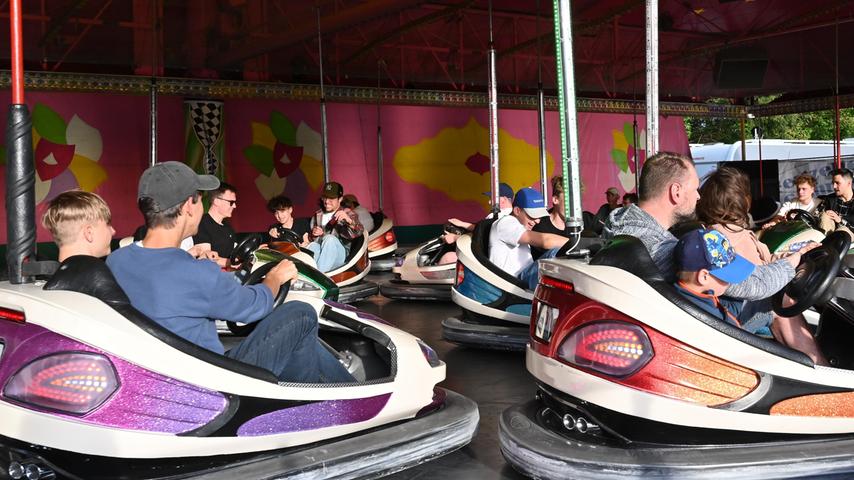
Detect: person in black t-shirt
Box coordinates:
(818, 168, 854, 240)
(532, 175, 569, 260)
(267, 195, 311, 245)
(193, 182, 238, 267)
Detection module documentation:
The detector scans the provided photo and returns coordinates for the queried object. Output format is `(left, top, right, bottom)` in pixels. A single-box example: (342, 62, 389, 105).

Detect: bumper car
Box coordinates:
(499, 232, 854, 479)
(442, 218, 534, 351)
(379, 224, 464, 301)
(441, 219, 586, 351)
(367, 212, 398, 272)
(0, 255, 479, 480)
(759, 209, 827, 255)
(262, 230, 378, 304)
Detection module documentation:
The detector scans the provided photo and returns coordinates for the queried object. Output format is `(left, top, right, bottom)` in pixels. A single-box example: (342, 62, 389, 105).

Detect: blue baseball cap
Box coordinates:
(483, 182, 514, 199)
(675, 229, 755, 283)
(513, 187, 549, 219)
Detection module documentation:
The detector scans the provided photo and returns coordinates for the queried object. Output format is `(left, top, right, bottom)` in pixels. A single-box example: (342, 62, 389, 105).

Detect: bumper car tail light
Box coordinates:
(455, 262, 464, 286)
(557, 321, 652, 377)
(540, 276, 574, 293)
(384, 231, 396, 243)
(417, 339, 443, 368)
(4, 352, 118, 415)
(0, 306, 25, 324)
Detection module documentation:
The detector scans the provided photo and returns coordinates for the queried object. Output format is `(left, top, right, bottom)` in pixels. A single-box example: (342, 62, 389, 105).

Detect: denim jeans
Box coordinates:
(517, 247, 559, 290)
(226, 301, 354, 383)
(307, 235, 347, 272)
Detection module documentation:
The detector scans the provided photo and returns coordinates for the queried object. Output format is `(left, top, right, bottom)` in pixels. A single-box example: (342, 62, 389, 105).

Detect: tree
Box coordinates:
(684, 96, 854, 143)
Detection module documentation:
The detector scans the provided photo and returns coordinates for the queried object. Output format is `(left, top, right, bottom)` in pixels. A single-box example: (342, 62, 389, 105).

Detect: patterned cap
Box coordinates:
(675, 228, 755, 283)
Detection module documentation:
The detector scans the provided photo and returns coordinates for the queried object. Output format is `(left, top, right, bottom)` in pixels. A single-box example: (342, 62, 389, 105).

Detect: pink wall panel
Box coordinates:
(0, 91, 688, 243)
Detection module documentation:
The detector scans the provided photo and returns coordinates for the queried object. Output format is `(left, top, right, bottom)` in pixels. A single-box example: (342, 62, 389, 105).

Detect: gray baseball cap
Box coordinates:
(138, 161, 220, 211)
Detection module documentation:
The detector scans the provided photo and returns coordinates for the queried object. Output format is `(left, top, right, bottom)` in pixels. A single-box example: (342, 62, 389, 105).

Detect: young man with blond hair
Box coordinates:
(42, 190, 115, 262)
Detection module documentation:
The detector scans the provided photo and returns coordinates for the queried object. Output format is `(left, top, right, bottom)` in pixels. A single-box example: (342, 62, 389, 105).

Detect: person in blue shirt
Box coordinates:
(107, 161, 352, 383)
(673, 228, 756, 329)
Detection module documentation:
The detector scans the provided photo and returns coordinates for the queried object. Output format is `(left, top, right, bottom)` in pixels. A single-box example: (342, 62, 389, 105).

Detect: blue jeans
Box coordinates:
(517, 248, 559, 290)
(307, 235, 347, 272)
(737, 297, 774, 336)
(226, 301, 354, 383)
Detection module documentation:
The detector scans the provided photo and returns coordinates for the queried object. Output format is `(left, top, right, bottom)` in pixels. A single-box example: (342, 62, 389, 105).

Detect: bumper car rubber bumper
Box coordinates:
(379, 280, 452, 301)
(369, 254, 396, 272)
(441, 316, 528, 351)
(337, 280, 379, 303)
(500, 398, 854, 480)
(0, 389, 479, 480)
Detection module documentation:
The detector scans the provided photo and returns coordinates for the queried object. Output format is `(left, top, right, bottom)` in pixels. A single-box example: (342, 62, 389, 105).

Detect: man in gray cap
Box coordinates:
(107, 161, 352, 383)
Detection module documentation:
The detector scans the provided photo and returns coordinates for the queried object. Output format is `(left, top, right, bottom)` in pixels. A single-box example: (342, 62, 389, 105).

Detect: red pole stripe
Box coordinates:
(10, 0, 24, 104)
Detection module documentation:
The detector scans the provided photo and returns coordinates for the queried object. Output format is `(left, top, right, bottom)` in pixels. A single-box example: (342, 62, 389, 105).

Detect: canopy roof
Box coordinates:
(3, 0, 853, 103)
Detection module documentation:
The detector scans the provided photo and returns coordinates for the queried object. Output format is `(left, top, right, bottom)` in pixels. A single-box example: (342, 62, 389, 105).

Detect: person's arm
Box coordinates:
(519, 230, 567, 250)
(205, 264, 274, 324)
(724, 259, 795, 301)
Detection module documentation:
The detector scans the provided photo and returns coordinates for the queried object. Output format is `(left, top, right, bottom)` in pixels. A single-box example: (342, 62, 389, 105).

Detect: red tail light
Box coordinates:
(384, 231, 396, 242)
(0, 306, 25, 324)
(455, 262, 464, 286)
(4, 352, 119, 414)
(540, 276, 574, 292)
(557, 322, 653, 377)
(537, 288, 760, 407)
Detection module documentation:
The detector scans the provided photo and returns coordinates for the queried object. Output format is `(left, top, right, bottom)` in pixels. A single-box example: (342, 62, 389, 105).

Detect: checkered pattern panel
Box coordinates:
(188, 101, 224, 175)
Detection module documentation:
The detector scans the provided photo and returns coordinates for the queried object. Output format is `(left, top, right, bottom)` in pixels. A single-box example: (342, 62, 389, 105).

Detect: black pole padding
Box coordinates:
(6, 104, 36, 284)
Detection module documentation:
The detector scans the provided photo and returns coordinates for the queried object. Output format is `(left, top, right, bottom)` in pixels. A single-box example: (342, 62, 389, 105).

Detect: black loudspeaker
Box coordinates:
(714, 47, 768, 89)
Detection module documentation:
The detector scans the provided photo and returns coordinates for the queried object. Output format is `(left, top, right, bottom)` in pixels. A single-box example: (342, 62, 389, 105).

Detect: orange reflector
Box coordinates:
(771, 392, 854, 417)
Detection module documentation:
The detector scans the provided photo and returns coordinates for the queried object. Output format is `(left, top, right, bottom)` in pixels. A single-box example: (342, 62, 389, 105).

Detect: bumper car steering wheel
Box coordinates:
(772, 231, 849, 317)
(275, 226, 303, 245)
(786, 209, 819, 230)
(226, 260, 292, 336)
(230, 233, 264, 268)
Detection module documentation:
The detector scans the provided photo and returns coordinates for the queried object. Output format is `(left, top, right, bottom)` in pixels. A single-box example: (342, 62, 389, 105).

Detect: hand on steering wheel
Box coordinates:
(772, 231, 850, 317)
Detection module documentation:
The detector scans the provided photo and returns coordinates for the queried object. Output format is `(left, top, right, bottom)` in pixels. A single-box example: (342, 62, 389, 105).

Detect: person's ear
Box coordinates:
(669, 182, 682, 204)
(181, 196, 195, 216)
(82, 223, 95, 243)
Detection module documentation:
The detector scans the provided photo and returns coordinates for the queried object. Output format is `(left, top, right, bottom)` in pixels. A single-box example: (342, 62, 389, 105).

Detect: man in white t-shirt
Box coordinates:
(489, 187, 569, 290)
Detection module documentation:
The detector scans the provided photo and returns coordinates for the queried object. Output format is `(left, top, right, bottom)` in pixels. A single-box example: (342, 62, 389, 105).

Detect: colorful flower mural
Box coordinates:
(393, 117, 553, 209)
(611, 122, 646, 192)
(26, 103, 106, 204)
(243, 111, 324, 201)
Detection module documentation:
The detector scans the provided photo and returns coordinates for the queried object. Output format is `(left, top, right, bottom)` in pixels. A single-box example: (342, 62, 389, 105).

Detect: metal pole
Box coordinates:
(537, 86, 548, 195)
(553, 0, 583, 233)
(645, 0, 659, 156)
(632, 106, 640, 193)
(317, 8, 330, 183)
(536, 0, 548, 196)
(835, 20, 841, 169)
(6, 0, 36, 284)
(377, 60, 384, 211)
(487, 0, 500, 215)
(149, 78, 157, 166)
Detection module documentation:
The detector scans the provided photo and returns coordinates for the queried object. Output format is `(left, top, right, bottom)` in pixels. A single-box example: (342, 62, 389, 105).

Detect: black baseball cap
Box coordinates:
(138, 161, 220, 211)
(322, 181, 344, 198)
